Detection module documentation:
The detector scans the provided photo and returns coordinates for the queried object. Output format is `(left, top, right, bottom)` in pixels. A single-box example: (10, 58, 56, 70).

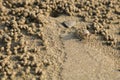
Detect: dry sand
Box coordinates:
(62, 35, 119, 80)
(0, 0, 120, 80)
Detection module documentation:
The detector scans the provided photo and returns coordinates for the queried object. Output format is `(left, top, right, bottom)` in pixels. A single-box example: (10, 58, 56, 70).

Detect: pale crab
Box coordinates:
(75, 28, 91, 40)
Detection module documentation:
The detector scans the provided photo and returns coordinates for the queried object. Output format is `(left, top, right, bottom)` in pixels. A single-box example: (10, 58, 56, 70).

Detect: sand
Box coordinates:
(62, 36, 119, 80)
(0, 0, 120, 80)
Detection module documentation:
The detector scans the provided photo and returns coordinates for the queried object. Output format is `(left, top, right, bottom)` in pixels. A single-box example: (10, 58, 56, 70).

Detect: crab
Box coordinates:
(75, 28, 91, 40)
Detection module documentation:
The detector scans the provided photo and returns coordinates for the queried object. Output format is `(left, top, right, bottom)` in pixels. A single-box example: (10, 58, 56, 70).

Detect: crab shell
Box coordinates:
(76, 29, 90, 40)
(82, 29, 90, 37)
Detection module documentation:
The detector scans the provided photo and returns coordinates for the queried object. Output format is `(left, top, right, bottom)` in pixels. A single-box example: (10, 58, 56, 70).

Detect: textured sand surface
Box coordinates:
(62, 39, 120, 80)
(0, 0, 120, 80)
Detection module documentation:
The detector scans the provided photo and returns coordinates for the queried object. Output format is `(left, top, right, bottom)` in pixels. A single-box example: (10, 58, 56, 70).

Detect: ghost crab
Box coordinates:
(75, 28, 91, 40)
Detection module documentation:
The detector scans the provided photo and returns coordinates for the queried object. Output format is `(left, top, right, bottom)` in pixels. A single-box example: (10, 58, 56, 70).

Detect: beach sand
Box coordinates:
(0, 0, 120, 80)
